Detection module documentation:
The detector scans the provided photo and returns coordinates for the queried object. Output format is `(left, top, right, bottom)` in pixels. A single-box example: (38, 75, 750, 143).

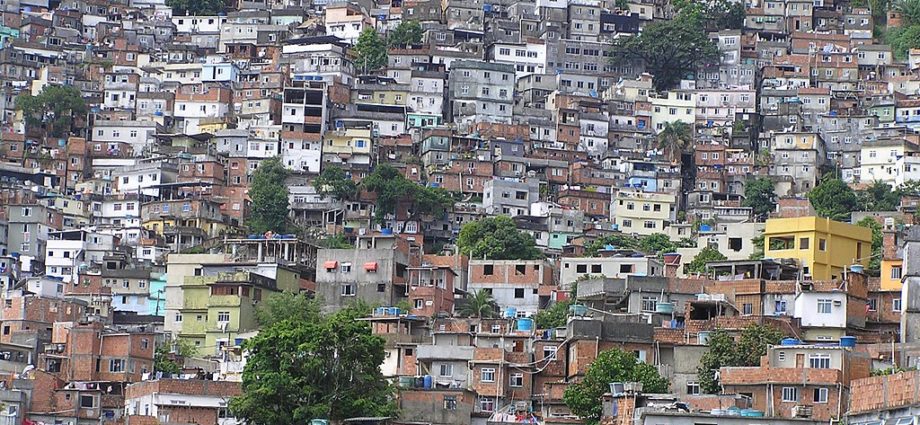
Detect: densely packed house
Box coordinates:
(4, 0, 920, 423)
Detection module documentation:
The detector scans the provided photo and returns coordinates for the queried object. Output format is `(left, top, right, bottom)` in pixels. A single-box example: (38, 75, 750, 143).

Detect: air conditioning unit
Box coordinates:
(792, 405, 813, 418)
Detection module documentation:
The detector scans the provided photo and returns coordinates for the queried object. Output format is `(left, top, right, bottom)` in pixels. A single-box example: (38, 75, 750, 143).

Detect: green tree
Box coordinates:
(687, 246, 727, 274)
(749, 233, 765, 260)
(638, 233, 677, 256)
(887, 25, 920, 58)
(609, 15, 719, 91)
(697, 326, 783, 393)
(255, 291, 320, 327)
(17, 85, 87, 137)
(314, 166, 358, 200)
(320, 234, 353, 249)
(858, 181, 901, 212)
(584, 233, 639, 256)
(563, 349, 668, 424)
(362, 164, 453, 224)
(674, 0, 746, 31)
(534, 299, 573, 329)
(743, 177, 777, 221)
(457, 289, 499, 318)
(353, 28, 388, 72)
(166, 0, 225, 15)
(856, 217, 883, 275)
(807, 175, 860, 222)
(154, 339, 197, 374)
(388, 20, 424, 48)
(230, 303, 394, 425)
(897, 0, 920, 25)
(656, 121, 693, 161)
(456, 216, 543, 260)
(248, 157, 290, 234)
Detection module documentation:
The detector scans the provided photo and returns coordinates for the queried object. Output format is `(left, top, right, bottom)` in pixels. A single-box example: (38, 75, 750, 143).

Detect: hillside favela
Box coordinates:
(8, 0, 920, 424)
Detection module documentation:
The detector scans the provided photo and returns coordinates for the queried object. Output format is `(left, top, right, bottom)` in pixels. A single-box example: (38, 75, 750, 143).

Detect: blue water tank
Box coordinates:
(517, 318, 534, 331)
(740, 409, 764, 417)
(381, 228, 393, 235)
(699, 224, 712, 232)
(781, 338, 801, 346)
(569, 304, 588, 316)
(504, 307, 517, 319)
(840, 336, 857, 347)
(423, 375, 433, 389)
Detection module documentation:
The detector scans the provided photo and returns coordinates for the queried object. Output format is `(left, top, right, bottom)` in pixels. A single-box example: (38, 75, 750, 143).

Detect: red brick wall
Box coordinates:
(850, 370, 920, 414)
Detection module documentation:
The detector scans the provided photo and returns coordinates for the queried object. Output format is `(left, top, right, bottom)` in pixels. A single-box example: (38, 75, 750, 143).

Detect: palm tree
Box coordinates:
(457, 289, 498, 318)
(895, 0, 920, 25)
(656, 121, 692, 162)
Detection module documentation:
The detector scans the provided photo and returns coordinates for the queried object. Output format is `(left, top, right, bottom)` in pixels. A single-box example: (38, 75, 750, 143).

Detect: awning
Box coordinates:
(324, 260, 338, 269)
(364, 262, 378, 272)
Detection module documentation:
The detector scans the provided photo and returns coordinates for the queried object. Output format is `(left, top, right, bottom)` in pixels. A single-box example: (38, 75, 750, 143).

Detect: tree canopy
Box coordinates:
(166, 0, 225, 15)
(743, 177, 777, 221)
(686, 246, 727, 274)
(314, 166, 358, 201)
(255, 291, 321, 327)
(656, 121, 693, 161)
(456, 289, 499, 318)
(638, 233, 678, 257)
(673, 0, 746, 31)
(857, 181, 902, 212)
(856, 217, 883, 275)
(564, 349, 668, 424)
(609, 15, 719, 91)
(456, 216, 543, 260)
(362, 164, 453, 224)
(697, 325, 784, 393)
(353, 28, 388, 72)
(248, 157, 290, 234)
(17, 85, 87, 137)
(808, 175, 859, 221)
(534, 298, 573, 329)
(388, 21, 424, 48)
(231, 301, 395, 425)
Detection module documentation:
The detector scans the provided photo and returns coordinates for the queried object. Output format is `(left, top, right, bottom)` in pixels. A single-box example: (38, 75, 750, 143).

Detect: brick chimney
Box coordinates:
(883, 230, 898, 260)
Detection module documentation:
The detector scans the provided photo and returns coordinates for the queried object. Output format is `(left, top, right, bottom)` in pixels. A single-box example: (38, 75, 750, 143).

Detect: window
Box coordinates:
(481, 368, 495, 382)
(776, 300, 787, 313)
(892, 266, 903, 279)
(782, 387, 798, 402)
(894, 298, 902, 312)
(483, 265, 494, 275)
(444, 396, 457, 410)
(641, 296, 657, 312)
(810, 354, 831, 369)
(819, 239, 827, 251)
(510, 373, 524, 387)
(800, 237, 810, 250)
(109, 359, 125, 372)
(439, 364, 453, 376)
(175, 314, 182, 322)
(687, 382, 701, 395)
(341, 284, 355, 296)
(217, 311, 230, 322)
(742, 303, 753, 315)
(817, 299, 832, 314)
(576, 264, 587, 273)
(480, 397, 495, 412)
(80, 395, 95, 408)
(814, 387, 829, 403)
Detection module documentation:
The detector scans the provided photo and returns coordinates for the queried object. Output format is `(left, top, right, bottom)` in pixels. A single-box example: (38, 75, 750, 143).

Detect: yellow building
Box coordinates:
(164, 253, 301, 355)
(880, 258, 904, 291)
(322, 123, 373, 167)
(764, 216, 873, 280)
